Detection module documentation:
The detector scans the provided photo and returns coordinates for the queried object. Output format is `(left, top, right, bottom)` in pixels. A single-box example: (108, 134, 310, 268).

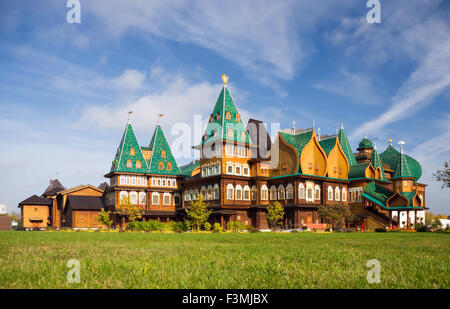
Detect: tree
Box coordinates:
(431, 218, 443, 231)
(114, 196, 145, 228)
(433, 161, 450, 189)
(266, 201, 285, 230)
(95, 208, 113, 228)
(318, 203, 353, 231)
(185, 194, 211, 231)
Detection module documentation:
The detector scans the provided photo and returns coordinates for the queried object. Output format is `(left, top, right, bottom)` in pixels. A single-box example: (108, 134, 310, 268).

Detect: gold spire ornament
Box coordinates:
(221, 74, 229, 85)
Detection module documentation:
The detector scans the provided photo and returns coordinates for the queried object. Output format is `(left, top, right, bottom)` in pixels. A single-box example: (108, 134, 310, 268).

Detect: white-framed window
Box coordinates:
(139, 192, 146, 204)
(243, 164, 250, 177)
(261, 184, 268, 201)
(328, 186, 333, 201)
(227, 184, 234, 200)
(213, 184, 219, 200)
(226, 163, 234, 175)
(163, 193, 171, 205)
(126, 175, 131, 185)
(207, 185, 213, 200)
(270, 186, 277, 200)
(299, 183, 305, 199)
(120, 175, 125, 185)
(243, 185, 250, 200)
(131, 176, 136, 186)
(286, 183, 293, 199)
(235, 163, 242, 176)
(235, 185, 243, 200)
(151, 177, 156, 186)
(157, 177, 161, 186)
(335, 187, 340, 201)
(251, 185, 257, 201)
(137, 176, 141, 186)
(152, 192, 160, 205)
(129, 191, 138, 204)
(278, 185, 285, 200)
(342, 187, 347, 202)
(119, 191, 128, 203)
(193, 189, 198, 200)
(314, 185, 321, 201)
(184, 192, 190, 202)
(215, 165, 220, 175)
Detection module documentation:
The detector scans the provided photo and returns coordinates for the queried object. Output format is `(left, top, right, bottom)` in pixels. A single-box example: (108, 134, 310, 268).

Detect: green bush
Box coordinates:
(414, 222, 430, 232)
(171, 221, 189, 233)
(213, 223, 223, 233)
(203, 222, 211, 231)
(227, 221, 244, 232)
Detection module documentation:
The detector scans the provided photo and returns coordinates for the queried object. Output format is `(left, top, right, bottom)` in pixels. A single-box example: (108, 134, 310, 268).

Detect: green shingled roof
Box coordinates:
(380, 145, 422, 181)
(179, 161, 200, 178)
(319, 136, 337, 156)
(147, 124, 181, 175)
(371, 148, 387, 181)
(279, 129, 314, 173)
(348, 163, 370, 179)
(358, 136, 373, 148)
(392, 151, 414, 179)
(363, 182, 394, 206)
(110, 122, 149, 174)
(401, 191, 417, 206)
(202, 86, 252, 145)
(338, 127, 357, 166)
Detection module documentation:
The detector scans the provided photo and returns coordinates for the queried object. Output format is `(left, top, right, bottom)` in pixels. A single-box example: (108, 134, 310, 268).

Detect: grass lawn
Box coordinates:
(0, 231, 448, 289)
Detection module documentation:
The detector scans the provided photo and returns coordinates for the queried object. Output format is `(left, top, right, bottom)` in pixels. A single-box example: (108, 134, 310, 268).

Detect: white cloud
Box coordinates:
(111, 69, 146, 91)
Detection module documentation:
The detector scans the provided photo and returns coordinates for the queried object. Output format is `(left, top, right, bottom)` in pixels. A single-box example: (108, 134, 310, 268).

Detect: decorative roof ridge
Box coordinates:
(319, 134, 338, 141)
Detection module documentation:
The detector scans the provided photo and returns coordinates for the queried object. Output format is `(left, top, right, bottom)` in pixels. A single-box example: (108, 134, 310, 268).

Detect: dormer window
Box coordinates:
(216, 112, 221, 120)
(235, 114, 241, 122)
(209, 114, 214, 122)
(126, 160, 132, 168)
(158, 162, 164, 170)
(130, 148, 135, 156)
(161, 150, 166, 158)
(226, 111, 231, 120)
(135, 160, 141, 169)
(167, 162, 172, 171)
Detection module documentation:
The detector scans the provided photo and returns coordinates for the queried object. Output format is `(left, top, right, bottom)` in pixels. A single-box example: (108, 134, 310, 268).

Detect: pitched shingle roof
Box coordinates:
(42, 179, 65, 196)
(147, 124, 181, 175)
(19, 195, 52, 206)
(66, 195, 105, 211)
(338, 125, 357, 166)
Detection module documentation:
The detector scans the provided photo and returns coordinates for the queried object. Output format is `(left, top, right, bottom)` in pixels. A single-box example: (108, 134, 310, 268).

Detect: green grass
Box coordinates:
(0, 231, 448, 289)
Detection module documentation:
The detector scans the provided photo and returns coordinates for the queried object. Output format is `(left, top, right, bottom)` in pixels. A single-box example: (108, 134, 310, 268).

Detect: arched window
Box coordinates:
(335, 187, 340, 201)
(136, 160, 141, 169)
(163, 193, 171, 205)
(130, 148, 135, 156)
(286, 183, 294, 199)
(226, 111, 231, 120)
(278, 185, 285, 200)
(235, 185, 243, 200)
(261, 185, 268, 201)
(200, 186, 206, 199)
(167, 162, 172, 171)
(251, 185, 257, 201)
(270, 186, 277, 200)
(127, 160, 132, 168)
(158, 162, 164, 170)
(235, 114, 241, 122)
(119, 191, 128, 204)
(328, 186, 333, 201)
(298, 183, 305, 199)
(129, 191, 138, 205)
(207, 185, 213, 200)
(213, 184, 219, 200)
(342, 188, 347, 202)
(314, 185, 321, 200)
(152, 192, 160, 205)
(227, 184, 234, 200)
(139, 192, 146, 204)
(243, 185, 250, 200)
(161, 150, 166, 158)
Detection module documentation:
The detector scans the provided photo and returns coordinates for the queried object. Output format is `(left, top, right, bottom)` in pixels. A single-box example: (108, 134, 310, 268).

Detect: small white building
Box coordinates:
(0, 204, 7, 215)
(438, 219, 450, 229)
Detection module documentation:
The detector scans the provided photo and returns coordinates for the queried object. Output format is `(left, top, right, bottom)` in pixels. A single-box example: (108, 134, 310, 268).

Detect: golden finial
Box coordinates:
(389, 138, 392, 145)
(221, 74, 229, 85)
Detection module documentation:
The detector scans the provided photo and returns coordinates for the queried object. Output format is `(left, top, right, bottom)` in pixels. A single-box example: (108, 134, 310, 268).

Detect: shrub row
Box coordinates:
(126, 220, 190, 232)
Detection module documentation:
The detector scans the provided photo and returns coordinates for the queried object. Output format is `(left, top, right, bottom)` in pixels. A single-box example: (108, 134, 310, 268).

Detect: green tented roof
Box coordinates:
(348, 163, 370, 179)
(202, 86, 252, 145)
(380, 145, 422, 181)
(363, 182, 393, 206)
(147, 124, 181, 175)
(110, 123, 149, 174)
(318, 136, 337, 156)
(338, 127, 357, 166)
(279, 129, 314, 173)
(371, 148, 387, 181)
(392, 151, 414, 179)
(179, 161, 200, 178)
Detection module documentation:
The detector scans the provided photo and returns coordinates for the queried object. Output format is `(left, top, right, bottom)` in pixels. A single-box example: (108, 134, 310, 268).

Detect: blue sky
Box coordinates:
(0, 0, 449, 214)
